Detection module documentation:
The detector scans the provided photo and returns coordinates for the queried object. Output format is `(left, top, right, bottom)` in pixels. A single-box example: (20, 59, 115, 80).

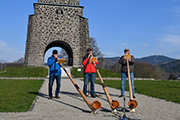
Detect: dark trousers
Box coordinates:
(83, 73, 96, 95)
(49, 75, 61, 97)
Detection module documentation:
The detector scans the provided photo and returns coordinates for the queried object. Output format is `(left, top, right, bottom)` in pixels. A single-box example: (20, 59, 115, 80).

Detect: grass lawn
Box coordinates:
(95, 80, 180, 104)
(71, 67, 121, 78)
(0, 67, 48, 77)
(0, 79, 44, 112)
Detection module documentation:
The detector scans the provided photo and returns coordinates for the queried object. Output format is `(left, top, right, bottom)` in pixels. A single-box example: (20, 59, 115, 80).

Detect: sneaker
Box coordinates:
(48, 96, 52, 99)
(55, 96, 61, 99)
(95, 94, 102, 97)
(133, 96, 136, 98)
(130, 108, 135, 113)
(91, 94, 96, 98)
(119, 95, 124, 97)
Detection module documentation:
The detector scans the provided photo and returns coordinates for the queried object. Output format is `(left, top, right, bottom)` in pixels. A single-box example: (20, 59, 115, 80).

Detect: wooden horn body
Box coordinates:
(92, 57, 120, 110)
(124, 55, 138, 109)
(58, 59, 101, 111)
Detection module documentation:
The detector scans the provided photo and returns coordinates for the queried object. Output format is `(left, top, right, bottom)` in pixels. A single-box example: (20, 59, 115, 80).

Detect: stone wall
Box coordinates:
(25, 0, 89, 67)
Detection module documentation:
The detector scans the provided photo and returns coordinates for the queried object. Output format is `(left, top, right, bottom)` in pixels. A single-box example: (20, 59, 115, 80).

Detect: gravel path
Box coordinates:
(0, 78, 180, 120)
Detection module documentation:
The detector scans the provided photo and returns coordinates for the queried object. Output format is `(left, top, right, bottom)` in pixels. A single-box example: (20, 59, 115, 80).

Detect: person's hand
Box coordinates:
(88, 53, 93, 59)
(53, 54, 59, 59)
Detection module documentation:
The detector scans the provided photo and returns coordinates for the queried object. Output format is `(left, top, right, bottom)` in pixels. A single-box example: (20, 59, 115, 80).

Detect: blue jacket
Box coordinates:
(47, 55, 61, 76)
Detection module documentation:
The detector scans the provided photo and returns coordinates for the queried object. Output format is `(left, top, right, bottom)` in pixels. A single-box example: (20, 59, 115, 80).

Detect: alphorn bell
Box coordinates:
(91, 57, 120, 110)
(58, 59, 101, 113)
(124, 54, 138, 109)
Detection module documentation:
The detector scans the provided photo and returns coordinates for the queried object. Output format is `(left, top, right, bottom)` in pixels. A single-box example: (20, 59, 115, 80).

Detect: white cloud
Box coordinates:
(153, 34, 180, 59)
(142, 43, 149, 47)
(160, 34, 180, 45)
(173, 6, 180, 14)
(103, 52, 119, 57)
(167, 25, 180, 34)
(0, 40, 24, 62)
(135, 43, 149, 48)
(0, 40, 15, 53)
(118, 43, 128, 49)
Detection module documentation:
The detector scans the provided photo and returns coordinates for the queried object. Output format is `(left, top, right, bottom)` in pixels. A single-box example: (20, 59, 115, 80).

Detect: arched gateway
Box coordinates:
(25, 0, 90, 67)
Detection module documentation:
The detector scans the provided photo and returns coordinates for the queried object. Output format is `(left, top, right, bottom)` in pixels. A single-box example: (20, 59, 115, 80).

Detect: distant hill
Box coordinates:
(101, 57, 120, 65)
(135, 55, 177, 65)
(159, 60, 180, 76)
(99, 55, 177, 66)
(97, 55, 180, 79)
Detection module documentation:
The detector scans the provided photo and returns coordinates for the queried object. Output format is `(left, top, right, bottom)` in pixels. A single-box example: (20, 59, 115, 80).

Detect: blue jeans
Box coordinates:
(121, 72, 135, 96)
(83, 73, 96, 95)
(49, 75, 61, 97)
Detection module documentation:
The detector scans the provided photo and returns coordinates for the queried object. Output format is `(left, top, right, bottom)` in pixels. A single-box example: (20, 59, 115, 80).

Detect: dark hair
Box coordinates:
(52, 50, 58, 54)
(87, 47, 93, 52)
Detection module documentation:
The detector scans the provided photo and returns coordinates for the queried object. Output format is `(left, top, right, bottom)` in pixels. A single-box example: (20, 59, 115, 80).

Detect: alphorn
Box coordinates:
(91, 57, 120, 110)
(58, 59, 101, 113)
(124, 54, 138, 109)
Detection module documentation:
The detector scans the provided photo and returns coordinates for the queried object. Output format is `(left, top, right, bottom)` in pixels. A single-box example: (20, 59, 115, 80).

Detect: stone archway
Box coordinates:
(44, 41, 73, 66)
(24, 0, 90, 67)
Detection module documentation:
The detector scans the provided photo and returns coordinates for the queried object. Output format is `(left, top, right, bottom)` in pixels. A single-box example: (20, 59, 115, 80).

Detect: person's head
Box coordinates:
(87, 47, 93, 54)
(52, 50, 58, 55)
(124, 48, 130, 54)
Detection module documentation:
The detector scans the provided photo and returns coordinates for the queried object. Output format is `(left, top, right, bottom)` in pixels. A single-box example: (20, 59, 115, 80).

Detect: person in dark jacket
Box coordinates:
(82, 47, 98, 98)
(119, 48, 136, 98)
(47, 50, 62, 99)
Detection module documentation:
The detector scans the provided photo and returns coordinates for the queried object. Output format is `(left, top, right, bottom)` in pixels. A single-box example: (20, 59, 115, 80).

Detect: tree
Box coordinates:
(89, 37, 104, 57)
(0, 59, 6, 70)
(58, 49, 68, 59)
(58, 49, 68, 66)
(168, 74, 177, 80)
(14, 57, 24, 63)
(89, 37, 105, 68)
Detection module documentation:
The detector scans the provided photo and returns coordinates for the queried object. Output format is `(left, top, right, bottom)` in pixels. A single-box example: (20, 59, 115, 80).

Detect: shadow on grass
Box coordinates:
(29, 92, 90, 113)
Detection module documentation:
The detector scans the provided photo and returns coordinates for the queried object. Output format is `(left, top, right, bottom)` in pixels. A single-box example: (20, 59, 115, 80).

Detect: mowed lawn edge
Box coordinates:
(71, 67, 121, 78)
(0, 67, 48, 77)
(0, 79, 44, 112)
(95, 80, 180, 104)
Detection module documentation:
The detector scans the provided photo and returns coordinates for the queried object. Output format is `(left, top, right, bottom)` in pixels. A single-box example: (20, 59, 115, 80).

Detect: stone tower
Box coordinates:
(24, 0, 89, 67)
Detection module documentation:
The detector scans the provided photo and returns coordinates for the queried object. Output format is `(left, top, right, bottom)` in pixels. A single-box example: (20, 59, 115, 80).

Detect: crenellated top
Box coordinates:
(38, 0, 79, 6)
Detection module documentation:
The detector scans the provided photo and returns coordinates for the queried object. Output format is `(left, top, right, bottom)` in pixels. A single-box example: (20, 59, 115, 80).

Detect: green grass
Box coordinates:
(71, 67, 121, 78)
(0, 79, 44, 112)
(95, 80, 180, 104)
(0, 67, 48, 77)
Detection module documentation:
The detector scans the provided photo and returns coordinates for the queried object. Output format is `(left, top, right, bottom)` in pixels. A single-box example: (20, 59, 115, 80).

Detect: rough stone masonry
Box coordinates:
(25, 0, 90, 67)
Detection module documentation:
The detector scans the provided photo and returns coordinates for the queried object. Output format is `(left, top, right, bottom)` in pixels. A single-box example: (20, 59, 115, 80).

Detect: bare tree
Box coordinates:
(0, 59, 6, 70)
(89, 37, 105, 68)
(89, 37, 104, 57)
(58, 48, 68, 61)
(14, 57, 24, 63)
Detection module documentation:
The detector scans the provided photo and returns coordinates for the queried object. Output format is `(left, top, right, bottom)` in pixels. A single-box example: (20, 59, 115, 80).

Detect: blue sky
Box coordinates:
(0, 0, 180, 62)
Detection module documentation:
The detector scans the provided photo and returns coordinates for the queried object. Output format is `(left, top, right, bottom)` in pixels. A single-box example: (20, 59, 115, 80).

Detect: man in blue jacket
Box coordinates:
(47, 50, 62, 99)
